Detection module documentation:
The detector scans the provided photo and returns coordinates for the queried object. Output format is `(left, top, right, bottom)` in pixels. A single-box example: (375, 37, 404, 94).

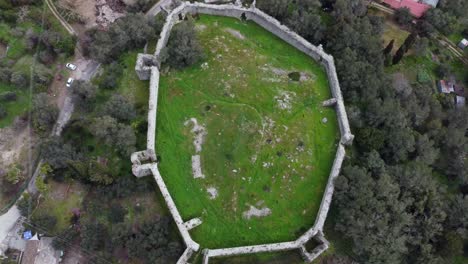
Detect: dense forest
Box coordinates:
(256, 0, 467, 263)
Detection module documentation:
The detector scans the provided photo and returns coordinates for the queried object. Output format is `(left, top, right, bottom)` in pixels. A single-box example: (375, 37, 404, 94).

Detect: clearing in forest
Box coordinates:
(156, 15, 339, 248)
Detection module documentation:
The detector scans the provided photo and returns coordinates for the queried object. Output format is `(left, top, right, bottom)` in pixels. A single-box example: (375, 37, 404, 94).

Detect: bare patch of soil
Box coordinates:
(242, 203, 272, 220)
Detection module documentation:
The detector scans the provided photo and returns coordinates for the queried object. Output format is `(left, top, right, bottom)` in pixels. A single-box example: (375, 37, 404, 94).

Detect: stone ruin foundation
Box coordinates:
(131, 1, 354, 263)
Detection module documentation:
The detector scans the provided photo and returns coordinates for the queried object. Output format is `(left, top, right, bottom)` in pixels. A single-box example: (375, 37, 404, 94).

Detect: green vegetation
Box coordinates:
(32, 181, 84, 234)
(157, 15, 339, 248)
(0, 83, 28, 128)
(0, 2, 75, 129)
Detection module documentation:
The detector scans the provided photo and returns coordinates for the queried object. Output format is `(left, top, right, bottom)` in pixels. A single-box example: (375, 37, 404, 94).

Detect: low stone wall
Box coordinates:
(131, 1, 354, 263)
(147, 67, 160, 151)
(298, 144, 346, 243)
(150, 164, 200, 252)
(203, 241, 299, 264)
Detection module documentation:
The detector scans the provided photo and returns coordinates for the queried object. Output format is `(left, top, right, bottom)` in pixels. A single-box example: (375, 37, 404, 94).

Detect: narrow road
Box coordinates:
(44, 0, 76, 35)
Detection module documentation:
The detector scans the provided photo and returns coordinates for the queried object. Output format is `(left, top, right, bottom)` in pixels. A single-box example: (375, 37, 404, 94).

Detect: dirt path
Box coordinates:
(45, 0, 76, 35)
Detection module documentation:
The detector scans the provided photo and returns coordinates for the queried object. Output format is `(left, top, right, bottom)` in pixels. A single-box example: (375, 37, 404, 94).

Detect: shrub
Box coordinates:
(32, 93, 59, 133)
(394, 7, 413, 26)
(99, 61, 123, 90)
(10, 71, 28, 89)
(161, 18, 204, 69)
(417, 70, 431, 84)
(101, 94, 136, 123)
(108, 204, 127, 223)
(86, 14, 154, 63)
(0, 67, 12, 83)
(0, 105, 6, 119)
(0, 91, 17, 102)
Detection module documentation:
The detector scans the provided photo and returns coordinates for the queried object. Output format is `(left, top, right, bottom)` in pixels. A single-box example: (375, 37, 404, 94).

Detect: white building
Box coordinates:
(458, 39, 468, 50)
(421, 0, 439, 8)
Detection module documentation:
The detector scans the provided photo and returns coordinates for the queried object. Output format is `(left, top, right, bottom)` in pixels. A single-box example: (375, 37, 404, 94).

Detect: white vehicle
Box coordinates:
(66, 78, 74, 87)
(66, 63, 77, 71)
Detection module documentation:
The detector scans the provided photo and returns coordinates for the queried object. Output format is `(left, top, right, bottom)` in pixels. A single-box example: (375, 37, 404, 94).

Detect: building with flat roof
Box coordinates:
(383, 0, 431, 18)
(458, 39, 468, 50)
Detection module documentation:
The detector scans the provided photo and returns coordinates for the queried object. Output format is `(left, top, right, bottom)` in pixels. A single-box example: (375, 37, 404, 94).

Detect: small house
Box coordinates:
(438, 80, 455, 94)
(458, 39, 468, 50)
(382, 0, 431, 18)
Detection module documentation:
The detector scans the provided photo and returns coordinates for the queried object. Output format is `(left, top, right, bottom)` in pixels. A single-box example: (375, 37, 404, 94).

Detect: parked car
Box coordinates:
(66, 78, 74, 87)
(66, 63, 77, 71)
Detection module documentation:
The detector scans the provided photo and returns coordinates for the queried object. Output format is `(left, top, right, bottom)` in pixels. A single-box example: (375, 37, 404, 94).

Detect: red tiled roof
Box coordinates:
(383, 0, 431, 18)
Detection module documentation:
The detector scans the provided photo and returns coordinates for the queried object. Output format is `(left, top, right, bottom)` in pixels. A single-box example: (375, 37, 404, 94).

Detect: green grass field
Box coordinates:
(156, 15, 339, 248)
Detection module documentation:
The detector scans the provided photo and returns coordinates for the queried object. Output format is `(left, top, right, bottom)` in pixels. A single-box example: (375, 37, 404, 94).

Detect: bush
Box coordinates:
(52, 227, 79, 251)
(394, 7, 413, 26)
(32, 93, 59, 133)
(161, 18, 204, 69)
(101, 94, 136, 122)
(417, 70, 431, 84)
(126, 0, 156, 13)
(86, 14, 154, 63)
(0, 67, 12, 83)
(70, 80, 97, 111)
(436, 63, 451, 79)
(99, 62, 123, 89)
(17, 193, 34, 217)
(108, 204, 127, 223)
(31, 214, 57, 233)
(0, 105, 6, 119)
(10, 71, 28, 89)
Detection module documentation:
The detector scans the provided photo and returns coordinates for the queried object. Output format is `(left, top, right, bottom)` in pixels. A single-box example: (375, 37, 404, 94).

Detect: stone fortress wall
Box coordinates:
(133, 1, 354, 263)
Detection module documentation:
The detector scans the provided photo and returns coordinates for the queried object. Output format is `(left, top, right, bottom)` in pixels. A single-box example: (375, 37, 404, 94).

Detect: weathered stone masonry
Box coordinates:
(133, 1, 354, 263)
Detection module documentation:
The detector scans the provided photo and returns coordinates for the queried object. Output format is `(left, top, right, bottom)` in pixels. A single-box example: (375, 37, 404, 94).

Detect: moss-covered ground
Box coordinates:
(156, 15, 339, 248)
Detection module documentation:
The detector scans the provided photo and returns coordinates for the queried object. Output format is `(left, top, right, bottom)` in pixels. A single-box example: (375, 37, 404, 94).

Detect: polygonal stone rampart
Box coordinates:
(131, 1, 354, 263)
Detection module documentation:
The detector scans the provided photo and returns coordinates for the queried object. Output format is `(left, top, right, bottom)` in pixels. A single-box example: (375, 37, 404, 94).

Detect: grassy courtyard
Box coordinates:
(156, 15, 339, 248)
